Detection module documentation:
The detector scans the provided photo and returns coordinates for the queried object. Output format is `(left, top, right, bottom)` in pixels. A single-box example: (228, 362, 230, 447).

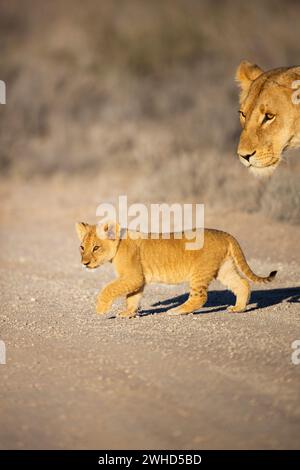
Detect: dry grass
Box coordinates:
(0, 0, 300, 222)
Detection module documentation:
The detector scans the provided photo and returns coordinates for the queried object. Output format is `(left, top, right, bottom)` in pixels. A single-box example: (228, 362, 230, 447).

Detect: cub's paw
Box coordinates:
(96, 301, 111, 315)
(167, 306, 191, 316)
(227, 305, 246, 313)
(117, 310, 137, 319)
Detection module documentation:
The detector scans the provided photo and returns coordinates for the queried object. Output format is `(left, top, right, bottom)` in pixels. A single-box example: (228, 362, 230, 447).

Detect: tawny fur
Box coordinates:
(76, 222, 277, 318)
(236, 61, 300, 176)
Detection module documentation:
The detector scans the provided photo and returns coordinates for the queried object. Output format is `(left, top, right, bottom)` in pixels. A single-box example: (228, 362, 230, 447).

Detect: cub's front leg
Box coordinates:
(96, 277, 144, 315)
(96, 290, 113, 315)
(118, 288, 144, 319)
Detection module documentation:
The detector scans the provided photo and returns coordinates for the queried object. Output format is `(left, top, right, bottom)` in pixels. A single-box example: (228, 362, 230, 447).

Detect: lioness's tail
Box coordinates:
(229, 237, 277, 284)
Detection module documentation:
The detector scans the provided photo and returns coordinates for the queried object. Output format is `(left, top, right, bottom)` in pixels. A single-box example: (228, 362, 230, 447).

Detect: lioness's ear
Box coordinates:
(286, 66, 300, 82)
(75, 222, 89, 241)
(97, 220, 120, 240)
(236, 60, 264, 100)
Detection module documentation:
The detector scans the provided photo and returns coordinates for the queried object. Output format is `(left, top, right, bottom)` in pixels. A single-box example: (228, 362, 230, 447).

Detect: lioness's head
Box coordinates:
(75, 221, 120, 269)
(236, 61, 300, 176)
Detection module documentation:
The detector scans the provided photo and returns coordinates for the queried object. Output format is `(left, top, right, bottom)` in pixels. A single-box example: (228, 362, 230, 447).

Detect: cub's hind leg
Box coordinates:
(168, 273, 211, 316)
(217, 259, 250, 312)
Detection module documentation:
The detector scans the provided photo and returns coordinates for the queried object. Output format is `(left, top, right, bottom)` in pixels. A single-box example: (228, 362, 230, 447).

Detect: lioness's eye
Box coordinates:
(80, 245, 84, 251)
(262, 112, 275, 124)
(93, 246, 100, 252)
(239, 110, 246, 118)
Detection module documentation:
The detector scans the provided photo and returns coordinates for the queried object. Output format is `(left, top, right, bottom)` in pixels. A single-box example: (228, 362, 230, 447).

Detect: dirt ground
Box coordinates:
(0, 177, 300, 450)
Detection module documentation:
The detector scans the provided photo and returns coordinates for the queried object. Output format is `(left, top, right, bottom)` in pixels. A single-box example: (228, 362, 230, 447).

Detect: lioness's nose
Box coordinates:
(83, 261, 90, 266)
(239, 150, 256, 162)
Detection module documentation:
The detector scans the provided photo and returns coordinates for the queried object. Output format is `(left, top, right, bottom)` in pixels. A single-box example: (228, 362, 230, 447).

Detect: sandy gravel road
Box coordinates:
(0, 179, 299, 449)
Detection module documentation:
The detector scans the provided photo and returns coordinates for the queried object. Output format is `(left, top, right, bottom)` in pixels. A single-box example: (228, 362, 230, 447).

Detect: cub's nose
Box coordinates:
(239, 150, 256, 162)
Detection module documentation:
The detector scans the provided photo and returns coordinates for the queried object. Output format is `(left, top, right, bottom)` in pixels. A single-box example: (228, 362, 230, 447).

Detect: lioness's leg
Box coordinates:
(168, 273, 211, 316)
(217, 259, 250, 312)
(96, 278, 144, 314)
(118, 288, 144, 318)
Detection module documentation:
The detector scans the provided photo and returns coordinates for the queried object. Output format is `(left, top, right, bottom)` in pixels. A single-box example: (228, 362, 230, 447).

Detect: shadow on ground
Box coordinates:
(139, 287, 300, 316)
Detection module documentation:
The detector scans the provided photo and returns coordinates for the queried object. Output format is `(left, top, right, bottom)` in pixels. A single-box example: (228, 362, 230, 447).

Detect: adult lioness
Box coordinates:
(236, 61, 300, 176)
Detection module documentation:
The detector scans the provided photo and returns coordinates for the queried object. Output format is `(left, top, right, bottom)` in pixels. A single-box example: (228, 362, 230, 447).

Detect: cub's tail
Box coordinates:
(229, 237, 277, 284)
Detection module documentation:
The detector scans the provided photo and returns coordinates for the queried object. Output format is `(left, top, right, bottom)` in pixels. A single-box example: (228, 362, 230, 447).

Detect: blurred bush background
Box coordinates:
(1, 0, 300, 222)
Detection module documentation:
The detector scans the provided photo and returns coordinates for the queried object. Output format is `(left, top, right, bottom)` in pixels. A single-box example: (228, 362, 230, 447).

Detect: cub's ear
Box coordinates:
(75, 222, 89, 241)
(235, 60, 264, 101)
(96, 220, 120, 240)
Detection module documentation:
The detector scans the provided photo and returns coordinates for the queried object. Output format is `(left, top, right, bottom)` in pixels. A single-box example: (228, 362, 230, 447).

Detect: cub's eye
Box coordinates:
(262, 112, 275, 124)
(93, 246, 100, 252)
(239, 110, 246, 118)
(80, 245, 84, 251)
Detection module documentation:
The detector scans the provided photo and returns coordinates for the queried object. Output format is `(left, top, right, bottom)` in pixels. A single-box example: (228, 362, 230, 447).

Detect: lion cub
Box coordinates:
(76, 221, 277, 318)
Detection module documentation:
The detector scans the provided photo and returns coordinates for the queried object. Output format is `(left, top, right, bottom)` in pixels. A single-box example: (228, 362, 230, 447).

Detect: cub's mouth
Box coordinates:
(83, 263, 99, 270)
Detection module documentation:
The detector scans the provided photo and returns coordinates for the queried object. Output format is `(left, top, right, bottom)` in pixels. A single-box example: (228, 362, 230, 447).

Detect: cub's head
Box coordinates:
(75, 221, 120, 269)
(236, 61, 300, 176)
